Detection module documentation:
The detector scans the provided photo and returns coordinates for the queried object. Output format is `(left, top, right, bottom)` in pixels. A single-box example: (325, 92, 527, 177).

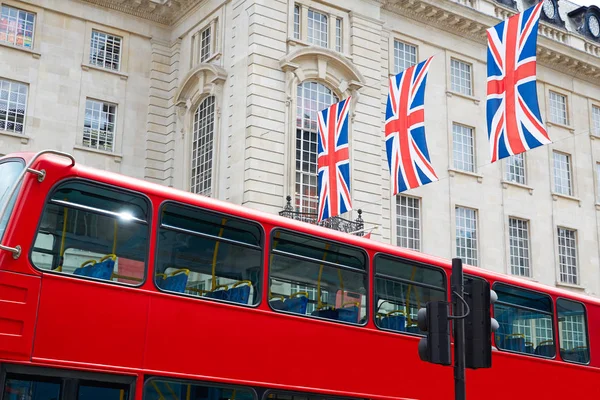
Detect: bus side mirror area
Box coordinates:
(417, 301, 452, 366)
(464, 279, 498, 369)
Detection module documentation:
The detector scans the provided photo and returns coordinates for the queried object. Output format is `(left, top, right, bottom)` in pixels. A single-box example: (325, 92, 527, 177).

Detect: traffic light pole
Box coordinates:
(452, 258, 466, 400)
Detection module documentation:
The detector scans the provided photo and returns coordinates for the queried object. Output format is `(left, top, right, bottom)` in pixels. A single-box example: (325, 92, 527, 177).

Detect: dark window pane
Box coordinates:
(557, 298, 589, 364)
(78, 381, 129, 400)
(3, 374, 61, 400)
(143, 379, 254, 400)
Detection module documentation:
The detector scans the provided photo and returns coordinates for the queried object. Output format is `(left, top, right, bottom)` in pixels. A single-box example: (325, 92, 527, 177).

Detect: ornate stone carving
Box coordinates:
(81, 0, 199, 25)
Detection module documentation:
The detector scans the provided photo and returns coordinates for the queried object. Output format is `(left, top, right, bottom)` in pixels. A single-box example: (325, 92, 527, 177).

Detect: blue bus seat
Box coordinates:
(284, 293, 308, 314)
(406, 325, 420, 334)
(90, 257, 115, 280)
(337, 305, 359, 323)
(381, 313, 406, 332)
(505, 337, 525, 352)
(229, 281, 251, 304)
(73, 263, 94, 277)
(524, 343, 535, 354)
(206, 286, 229, 301)
(269, 298, 286, 311)
(535, 343, 555, 357)
(156, 269, 189, 293)
(311, 308, 338, 320)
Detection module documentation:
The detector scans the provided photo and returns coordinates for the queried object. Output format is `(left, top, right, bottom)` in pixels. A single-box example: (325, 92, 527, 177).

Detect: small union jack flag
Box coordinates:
(487, 3, 551, 163)
(317, 97, 352, 222)
(385, 56, 438, 196)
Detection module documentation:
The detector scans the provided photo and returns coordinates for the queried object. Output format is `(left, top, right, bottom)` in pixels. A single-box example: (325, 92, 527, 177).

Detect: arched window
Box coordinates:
(295, 81, 338, 213)
(191, 96, 215, 196)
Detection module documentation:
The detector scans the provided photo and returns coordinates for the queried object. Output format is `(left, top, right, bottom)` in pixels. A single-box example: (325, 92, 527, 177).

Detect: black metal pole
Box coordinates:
(452, 258, 466, 400)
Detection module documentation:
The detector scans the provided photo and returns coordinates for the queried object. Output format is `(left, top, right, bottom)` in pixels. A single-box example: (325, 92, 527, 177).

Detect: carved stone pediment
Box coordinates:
(81, 0, 201, 25)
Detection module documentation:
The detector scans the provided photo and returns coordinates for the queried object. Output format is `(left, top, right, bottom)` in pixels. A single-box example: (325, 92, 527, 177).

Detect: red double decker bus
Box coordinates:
(0, 150, 599, 400)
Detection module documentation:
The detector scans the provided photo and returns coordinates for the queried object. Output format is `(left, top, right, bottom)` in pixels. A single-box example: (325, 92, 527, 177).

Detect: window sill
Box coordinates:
(546, 121, 574, 134)
(73, 144, 122, 162)
(81, 63, 128, 80)
(448, 168, 483, 183)
(200, 51, 222, 64)
(446, 90, 480, 105)
(0, 130, 30, 144)
(501, 180, 534, 195)
(555, 281, 585, 290)
(286, 37, 350, 59)
(0, 41, 41, 58)
(551, 192, 581, 206)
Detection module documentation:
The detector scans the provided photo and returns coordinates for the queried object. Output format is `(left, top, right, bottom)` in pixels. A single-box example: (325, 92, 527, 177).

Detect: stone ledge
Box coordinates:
(81, 63, 129, 80)
(446, 90, 480, 105)
(0, 41, 41, 58)
(546, 121, 575, 134)
(501, 180, 534, 195)
(73, 144, 123, 163)
(448, 167, 483, 183)
(555, 281, 586, 291)
(551, 192, 581, 206)
(0, 130, 30, 144)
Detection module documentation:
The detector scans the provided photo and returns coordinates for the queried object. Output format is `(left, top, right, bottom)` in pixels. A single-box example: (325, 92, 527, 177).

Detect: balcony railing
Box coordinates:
(279, 196, 365, 236)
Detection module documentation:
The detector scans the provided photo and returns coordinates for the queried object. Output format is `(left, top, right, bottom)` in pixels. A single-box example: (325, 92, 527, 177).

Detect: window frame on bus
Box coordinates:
(492, 281, 556, 359)
(0, 156, 26, 242)
(261, 388, 367, 400)
(142, 375, 258, 400)
(28, 178, 152, 287)
(0, 363, 136, 400)
(372, 252, 448, 336)
(267, 228, 370, 326)
(153, 200, 265, 307)
(556, 296, 591, 365)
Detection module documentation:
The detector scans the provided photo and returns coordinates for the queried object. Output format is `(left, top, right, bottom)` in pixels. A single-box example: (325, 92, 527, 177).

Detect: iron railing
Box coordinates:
(279, 196, 364, 236)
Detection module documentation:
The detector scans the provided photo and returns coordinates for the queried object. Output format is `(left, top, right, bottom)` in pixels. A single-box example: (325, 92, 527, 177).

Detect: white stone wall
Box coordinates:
(2, 0, 600, 297)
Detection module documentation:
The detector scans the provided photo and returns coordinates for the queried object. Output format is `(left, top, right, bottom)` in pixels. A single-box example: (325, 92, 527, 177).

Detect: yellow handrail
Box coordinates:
(79, 259, 97, 269)
(233, 280, 252, 288)
(316, 243, 331, 310)
(290, 291, 309, 299)
(150, 381, 165, 400)
(57, 204, 68, 272)
(211, 218, 227, 290)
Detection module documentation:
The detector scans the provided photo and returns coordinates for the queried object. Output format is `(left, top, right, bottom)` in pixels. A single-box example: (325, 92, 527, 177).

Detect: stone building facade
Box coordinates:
(1, 0, 600, 295)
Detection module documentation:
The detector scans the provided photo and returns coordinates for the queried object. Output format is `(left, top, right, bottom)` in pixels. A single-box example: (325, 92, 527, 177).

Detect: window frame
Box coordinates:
(154, 199, 265, 308)
(592, 104, 600, 137)
(452, 123, 476, 173)
(190, 95, 216, 196)
(82, 97, 118, 153)
(373, 253, 448, 336)
(143, 376, 258, 400)
(556, 297, 590, 365)
(392, 39, 418, 75)
(89, 29, 123, 72)
(491, 281, 556, 359)
(556, 226, 579, 286)
(289, 2, 346, 54)
(505, 153, 527, 185)
(507, 216, 531, 278)
(548, 90, 569, 126)
(0, 77, 29, 135)
(268, 227, 369, 326)
(455, 205, 479, 267)
(449, 57, 473, 97)
(395, 194, 421, 251)
(552, 151, 573, 196)
(28, 178, 152, 288)
(0, 4, 36, 50)
(0, 363, 136, 400)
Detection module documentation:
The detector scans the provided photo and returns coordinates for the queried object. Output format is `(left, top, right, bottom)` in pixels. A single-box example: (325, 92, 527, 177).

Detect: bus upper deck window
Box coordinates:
(0, 158, 25, 241)
(30, 180, 149, 285)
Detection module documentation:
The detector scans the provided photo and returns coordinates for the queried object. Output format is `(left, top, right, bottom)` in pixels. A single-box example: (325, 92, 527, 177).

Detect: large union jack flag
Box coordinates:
(317, 97, 352, 222)
(385, 56, 438, 196)
(487, 3, 551, 163)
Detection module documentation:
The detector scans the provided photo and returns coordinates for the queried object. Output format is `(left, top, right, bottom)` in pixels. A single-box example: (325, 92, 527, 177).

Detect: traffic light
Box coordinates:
(417, 300, 452, 366)
(464, 278, 499, 369)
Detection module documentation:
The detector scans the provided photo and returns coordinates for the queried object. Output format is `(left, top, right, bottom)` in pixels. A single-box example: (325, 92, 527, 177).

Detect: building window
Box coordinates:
(393, 40, 417, 74)
(89, 30, 122, 71)
(200, 26, 211, 63)
(509, 217, 530, 277)
(506, 153, 526, 185)
(335, 18, 342, 52)
(549, 91, 568, 125)
(307, 9, 328, 48)
(293, 5, 300, 40)
(557, 227, 577, 285)
(597, 163, 600, 203)
(295, 81, 337, 213)
(83, 99, 116, 152)
(452, 123, 475, 173)
(450, 58, 472, 96)
(455, 206, 478, 266)
(553, 151, 572, 196)
(0, 5, 35, 49)
(396, 195, 420, 251)
(190, 96, 215, 196)
(593, 105, 600, 136)
(0, 78, 28, 134)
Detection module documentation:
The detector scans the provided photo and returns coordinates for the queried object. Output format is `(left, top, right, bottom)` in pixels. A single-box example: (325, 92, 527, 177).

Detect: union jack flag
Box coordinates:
(487, 3, 551, 163)
(385, 56, 438, 196)
(317, 97, 352, 222)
